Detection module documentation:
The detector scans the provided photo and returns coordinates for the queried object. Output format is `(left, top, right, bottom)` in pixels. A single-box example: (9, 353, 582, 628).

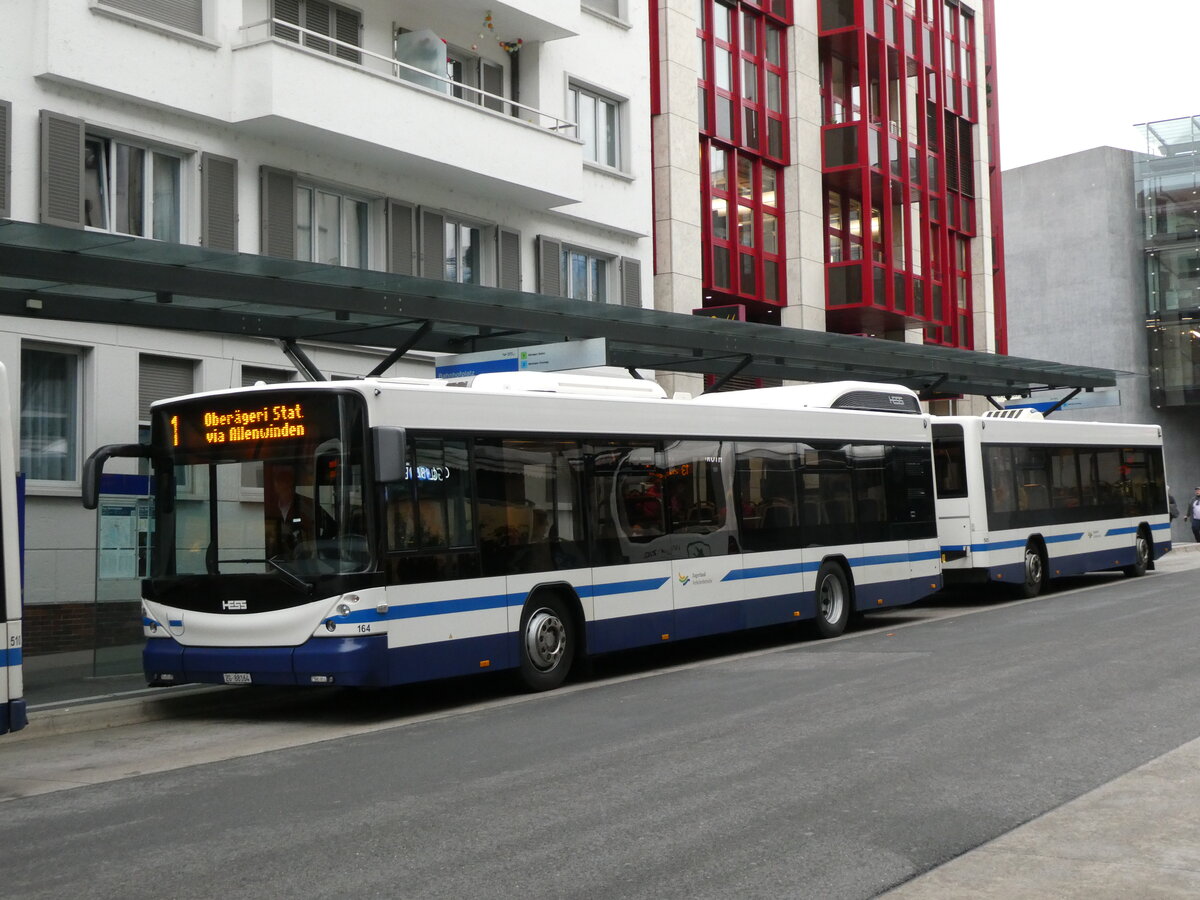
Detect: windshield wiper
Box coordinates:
(219, 557, 313, 597)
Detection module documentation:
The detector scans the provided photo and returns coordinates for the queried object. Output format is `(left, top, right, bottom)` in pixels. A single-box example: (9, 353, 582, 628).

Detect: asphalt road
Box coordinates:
(3, 561, 1200, 899)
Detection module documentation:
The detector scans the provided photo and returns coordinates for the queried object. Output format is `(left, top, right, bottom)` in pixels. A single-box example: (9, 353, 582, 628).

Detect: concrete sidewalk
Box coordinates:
(883, 736, 1200, 897)
(885, 542, 1200, 898)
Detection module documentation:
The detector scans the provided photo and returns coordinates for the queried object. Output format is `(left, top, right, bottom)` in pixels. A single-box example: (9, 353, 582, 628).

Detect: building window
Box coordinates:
(562, 246, 611, 302)
(705, 145, 783, 303)
(97, 0, 204, 36)
(83, 136, 181, 242)
(295, 185, 370, 268)
(583, 0, 623, 19)
(273, 0, 361, 63)
(697, 0, 789, 162)
(20, 345, 82, 483)
(444, 219, 485, 284)
(569, 84, 621, 168)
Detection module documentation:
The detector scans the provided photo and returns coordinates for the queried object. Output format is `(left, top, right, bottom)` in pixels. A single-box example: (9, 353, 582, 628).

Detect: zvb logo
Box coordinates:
(677, 573, 691, 586)
(222, 600, 248, 611)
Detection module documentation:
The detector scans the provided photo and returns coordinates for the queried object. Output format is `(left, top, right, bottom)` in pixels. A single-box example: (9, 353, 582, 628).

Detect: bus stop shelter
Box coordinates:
(0, 219, 1118, 401)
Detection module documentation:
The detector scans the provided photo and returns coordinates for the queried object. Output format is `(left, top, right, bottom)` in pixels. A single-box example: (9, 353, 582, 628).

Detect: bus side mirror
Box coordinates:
(372, 427, 407, 484)
(82, 443, 151, 510)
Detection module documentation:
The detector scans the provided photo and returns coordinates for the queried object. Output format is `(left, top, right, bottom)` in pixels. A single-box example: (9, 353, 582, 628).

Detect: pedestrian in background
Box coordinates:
(1188, 487, 1200, 543)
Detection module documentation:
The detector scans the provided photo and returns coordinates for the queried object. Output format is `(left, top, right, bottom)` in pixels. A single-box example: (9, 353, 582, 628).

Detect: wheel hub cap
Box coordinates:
(525, 609, 565, 671)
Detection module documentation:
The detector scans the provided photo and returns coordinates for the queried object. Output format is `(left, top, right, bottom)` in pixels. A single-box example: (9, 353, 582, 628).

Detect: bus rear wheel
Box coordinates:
(813, 563, 851, 638)
(1123, 527, 1151, 578)
(518, 596, 576, 692)
(1019, 540, 1047, 598)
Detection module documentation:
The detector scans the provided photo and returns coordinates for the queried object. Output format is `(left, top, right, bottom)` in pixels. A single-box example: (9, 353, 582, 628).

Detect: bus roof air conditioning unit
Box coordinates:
(983, 408, 1045, 420)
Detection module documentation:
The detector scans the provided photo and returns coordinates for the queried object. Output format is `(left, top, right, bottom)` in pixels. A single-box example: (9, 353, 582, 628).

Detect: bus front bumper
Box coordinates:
(144, 634, 390, 687)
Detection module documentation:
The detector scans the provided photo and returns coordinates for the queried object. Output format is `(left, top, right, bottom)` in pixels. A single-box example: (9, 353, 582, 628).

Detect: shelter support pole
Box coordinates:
(278, 339, 326, 382)
(368, 321, 432, 378)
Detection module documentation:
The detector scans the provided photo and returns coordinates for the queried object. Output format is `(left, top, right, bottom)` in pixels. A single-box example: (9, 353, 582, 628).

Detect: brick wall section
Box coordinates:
(23, 602, 143, 655)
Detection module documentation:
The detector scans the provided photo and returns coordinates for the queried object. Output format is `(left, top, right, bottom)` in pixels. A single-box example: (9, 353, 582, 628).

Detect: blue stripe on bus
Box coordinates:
(723, 549, 940, 583)
(0, 647, 19, 667)
(960, 534, 1084, 553)
(1151, 522, 1171, 531)
(578, 577, 671, 598)
(955, 527, 1166, 553)
(723, 562, 813, 581)
(337, 577, 672, 625)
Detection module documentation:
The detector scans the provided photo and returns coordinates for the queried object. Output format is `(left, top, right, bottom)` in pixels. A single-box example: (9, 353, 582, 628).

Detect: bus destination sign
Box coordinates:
(171, 402, 307, 448)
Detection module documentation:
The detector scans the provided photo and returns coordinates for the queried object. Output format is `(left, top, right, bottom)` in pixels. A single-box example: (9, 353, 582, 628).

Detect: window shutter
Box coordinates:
(304, 0, 332, 53)
(943, 112, 959, 194)
(39, 110, 85, 229)
(958, 124, 974, 197)
(481, 60, 504, 113)
(139, 355, 195, 419)
(98, 0, 203, 34)
(419, 208, 445, 279)
(260, 166, 296, 259)
(498, 228, 521, 291)
(242, 365, 293, 387)
(0, 100, 10, 219)
(273, 0, 301, 42)
(387, 200, 416, 275)
(334, 7, 361, 63)
(620, 257, 642, 307)
(537, 236, 563, 295)
(201, 153, 238, 251)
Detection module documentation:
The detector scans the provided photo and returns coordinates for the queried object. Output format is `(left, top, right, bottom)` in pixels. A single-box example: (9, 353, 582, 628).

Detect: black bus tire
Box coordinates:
(1123, 526, 1151, 578)
(813, 562, 851, 638)
(1018, 539, 1047, 598)
(517, 595, 576, 692)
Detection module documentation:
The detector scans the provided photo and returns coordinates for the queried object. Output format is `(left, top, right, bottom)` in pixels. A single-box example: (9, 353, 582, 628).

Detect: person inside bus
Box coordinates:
(265, 464, 334, 559)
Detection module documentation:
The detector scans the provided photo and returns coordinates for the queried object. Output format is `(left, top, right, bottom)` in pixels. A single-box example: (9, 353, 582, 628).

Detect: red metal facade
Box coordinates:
(696, 0, 792, 321)
(652, 0, 1004, 350)
(819, 0, 985, 349)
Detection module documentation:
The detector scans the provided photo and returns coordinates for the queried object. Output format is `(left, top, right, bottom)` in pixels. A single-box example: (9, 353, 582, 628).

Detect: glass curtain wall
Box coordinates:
(1137, 116, 1200, 406)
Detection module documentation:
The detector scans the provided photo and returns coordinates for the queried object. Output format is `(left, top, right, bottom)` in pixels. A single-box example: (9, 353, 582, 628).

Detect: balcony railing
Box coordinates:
(239, 18, 576, 135)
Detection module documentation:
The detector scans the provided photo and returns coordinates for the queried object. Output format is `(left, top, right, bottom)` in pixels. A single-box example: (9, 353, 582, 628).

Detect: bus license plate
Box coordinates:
(223, 673, 252, 684)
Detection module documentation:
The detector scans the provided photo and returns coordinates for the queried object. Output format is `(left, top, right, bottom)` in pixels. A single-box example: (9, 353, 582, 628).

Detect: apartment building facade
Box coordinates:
(1, 0, 653, 654)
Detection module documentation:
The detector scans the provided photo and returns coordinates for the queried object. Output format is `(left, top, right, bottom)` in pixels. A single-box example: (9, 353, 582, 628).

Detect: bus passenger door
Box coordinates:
(585, 443, 674, 653)
(664, 441, 744, 640)
(933, 424, 971, 570)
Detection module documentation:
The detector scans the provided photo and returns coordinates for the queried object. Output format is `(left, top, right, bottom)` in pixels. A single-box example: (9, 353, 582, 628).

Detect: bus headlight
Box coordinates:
(336, 603, 351, 616)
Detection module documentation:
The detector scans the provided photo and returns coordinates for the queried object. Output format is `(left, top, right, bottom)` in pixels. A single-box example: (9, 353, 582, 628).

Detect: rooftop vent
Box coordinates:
(983, 408, 1045, 420)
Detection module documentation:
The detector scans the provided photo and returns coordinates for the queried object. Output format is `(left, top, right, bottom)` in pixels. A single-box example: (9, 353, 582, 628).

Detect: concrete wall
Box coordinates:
(1004, 146, 1200, 544)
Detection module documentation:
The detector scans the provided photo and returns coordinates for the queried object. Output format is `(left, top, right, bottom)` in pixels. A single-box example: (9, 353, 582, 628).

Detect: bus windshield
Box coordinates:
(151, 390, 369, 583)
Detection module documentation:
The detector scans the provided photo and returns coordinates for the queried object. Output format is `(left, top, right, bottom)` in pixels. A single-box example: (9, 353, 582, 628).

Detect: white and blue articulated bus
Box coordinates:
(0, 362, 26, 734)
(84, 373, 942, 692)
(932, 410, 1170, 597)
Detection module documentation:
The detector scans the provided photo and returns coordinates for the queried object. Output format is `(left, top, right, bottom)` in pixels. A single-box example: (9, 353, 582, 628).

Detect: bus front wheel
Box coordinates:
(1123, 527, 1151, 578)
(518, 595, 576, 692)
(1019, 540, 1047, 598)
(813, 563, 851, 638)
